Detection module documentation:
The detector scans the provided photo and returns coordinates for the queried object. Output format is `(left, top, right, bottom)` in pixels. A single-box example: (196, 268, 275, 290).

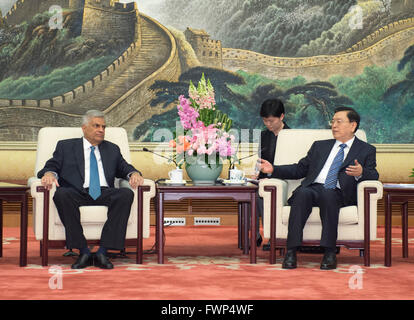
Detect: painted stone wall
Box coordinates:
(81, 0, 138, 43)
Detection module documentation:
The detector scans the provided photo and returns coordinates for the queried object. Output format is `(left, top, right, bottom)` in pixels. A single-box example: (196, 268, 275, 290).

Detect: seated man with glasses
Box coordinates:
(258, 106, 379, 269)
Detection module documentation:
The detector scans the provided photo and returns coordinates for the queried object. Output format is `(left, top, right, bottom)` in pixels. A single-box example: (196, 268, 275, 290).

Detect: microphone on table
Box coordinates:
(142, 147, 177, 167)
(231, 147, 264, 168)
(228, 148, 264, 179)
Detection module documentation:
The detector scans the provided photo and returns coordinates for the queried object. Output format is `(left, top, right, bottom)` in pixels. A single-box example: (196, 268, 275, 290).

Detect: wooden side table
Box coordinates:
(155, 182, 258, 264)
(384, 183, 414, 267)
(0, 182, 29, 267)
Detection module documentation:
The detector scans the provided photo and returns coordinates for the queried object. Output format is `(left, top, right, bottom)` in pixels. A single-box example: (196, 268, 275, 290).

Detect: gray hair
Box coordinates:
(82, 110, 105, 126)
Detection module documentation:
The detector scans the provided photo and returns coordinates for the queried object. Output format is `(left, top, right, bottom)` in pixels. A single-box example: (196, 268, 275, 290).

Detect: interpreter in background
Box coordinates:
(255, 98, 290, 250)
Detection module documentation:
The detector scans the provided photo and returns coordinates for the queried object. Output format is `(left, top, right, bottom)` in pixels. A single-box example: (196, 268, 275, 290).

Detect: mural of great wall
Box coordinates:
(1, 0, 414, 142)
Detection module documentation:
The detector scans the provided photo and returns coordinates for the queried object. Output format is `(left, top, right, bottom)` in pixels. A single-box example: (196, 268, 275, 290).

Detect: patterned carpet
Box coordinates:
(0, 226, 413, 300)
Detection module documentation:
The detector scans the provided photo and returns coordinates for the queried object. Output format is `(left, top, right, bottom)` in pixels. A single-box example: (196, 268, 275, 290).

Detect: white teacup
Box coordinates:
(229, 168, 245, 181)
(168, 168, 183, 182)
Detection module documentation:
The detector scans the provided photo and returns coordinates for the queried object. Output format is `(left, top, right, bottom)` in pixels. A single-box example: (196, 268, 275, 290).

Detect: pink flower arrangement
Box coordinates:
(177, 95, 201, 130)
(172, 74, 235, 166)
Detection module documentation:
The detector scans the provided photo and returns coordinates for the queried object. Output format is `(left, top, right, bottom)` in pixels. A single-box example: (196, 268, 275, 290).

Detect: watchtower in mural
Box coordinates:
(2, 0, 139, 45)
(392, 0, 414, 14)
(81, 0, 139, 44)
(184, 27, 223, 69)
(69, 0, 85, 10)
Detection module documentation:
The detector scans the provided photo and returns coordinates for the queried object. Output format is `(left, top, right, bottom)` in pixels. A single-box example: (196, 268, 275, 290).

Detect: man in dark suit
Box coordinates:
(256, 99, 290, 250)
(39, 110, 144, 269)
(258, 106, 379, 269)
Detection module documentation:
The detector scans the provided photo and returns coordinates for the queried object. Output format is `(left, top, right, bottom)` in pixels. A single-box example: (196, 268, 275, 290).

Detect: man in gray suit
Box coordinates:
(258, 107, 379, 269)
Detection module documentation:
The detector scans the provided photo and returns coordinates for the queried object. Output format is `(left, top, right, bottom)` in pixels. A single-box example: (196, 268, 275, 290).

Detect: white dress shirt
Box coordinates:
(313, 136, 356, 188)
(83, 138, 109, 188)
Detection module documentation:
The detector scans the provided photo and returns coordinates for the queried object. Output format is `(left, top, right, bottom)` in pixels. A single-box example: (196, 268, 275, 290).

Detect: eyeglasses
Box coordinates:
(329, 119, 352, 126)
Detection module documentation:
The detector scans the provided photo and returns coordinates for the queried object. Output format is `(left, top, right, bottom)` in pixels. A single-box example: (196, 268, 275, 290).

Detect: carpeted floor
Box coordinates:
(0, 226, 413, 300)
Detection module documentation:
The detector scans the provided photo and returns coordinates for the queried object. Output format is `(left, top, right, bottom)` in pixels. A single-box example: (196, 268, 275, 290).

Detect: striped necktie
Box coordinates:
(324, 143, 347, 189)
(89, 146, 101, 200)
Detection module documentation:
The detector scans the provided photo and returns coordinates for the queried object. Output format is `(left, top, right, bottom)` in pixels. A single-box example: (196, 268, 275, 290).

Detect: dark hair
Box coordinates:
(334, 106, 360, 132)
(260, 98, 285, 118)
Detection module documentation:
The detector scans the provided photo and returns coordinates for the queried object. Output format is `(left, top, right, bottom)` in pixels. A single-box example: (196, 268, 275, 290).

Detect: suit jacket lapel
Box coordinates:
(98, 141, 111, 184)
(314, 139, 336, 176)
(74, 138, 85, 183)
(340, 136, 362, 170)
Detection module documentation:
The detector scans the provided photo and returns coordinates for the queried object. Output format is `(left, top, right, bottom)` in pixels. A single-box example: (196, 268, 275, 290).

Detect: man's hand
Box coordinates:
(129, 172, 144, 189)
(258, 158, 274, 175)
(346, 159, 363, 177)
(41, 172, 59, 190)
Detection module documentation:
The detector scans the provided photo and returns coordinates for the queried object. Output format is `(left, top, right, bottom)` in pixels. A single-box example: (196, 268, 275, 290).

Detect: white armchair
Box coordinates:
(259, 129, 383, 266)
(28, 127, 156, 266)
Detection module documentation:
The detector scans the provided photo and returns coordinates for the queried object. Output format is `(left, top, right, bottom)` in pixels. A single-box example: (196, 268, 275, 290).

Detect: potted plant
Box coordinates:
(169, 74, 235, 184)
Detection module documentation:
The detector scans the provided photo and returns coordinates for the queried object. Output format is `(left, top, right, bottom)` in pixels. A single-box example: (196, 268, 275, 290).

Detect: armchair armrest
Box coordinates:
(28, 177, 56, 198)
(357, 180, 383, 202)
(119, 178, 156, 198)
(142, 179, 156, 198)
(258, 178, 288, 240)
(357, 180, 383, 243)
(258, 178, 288, 203)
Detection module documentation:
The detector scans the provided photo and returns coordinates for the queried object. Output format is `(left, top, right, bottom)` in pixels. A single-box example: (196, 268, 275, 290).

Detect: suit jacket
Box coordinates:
(37, 138, 138, 193)
(258, 122, 290, 179)
(271, 136, 379, 206)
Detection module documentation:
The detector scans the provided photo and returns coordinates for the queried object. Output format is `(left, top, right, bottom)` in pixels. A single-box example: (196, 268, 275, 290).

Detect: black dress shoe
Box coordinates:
(320, 252, 337, 270)
(282, 249, 297, 269)
(71, 253, 93, 269)
(94, 253, 114, 269)
(256, 235, 263, 247)
(262, 240, 270, 251)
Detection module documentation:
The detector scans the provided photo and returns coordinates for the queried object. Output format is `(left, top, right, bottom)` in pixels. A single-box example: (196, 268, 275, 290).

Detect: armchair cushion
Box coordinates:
(281, 206, 359, 226)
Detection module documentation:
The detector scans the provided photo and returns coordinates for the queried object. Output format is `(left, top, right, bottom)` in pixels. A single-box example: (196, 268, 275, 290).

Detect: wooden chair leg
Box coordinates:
(238, 203, 242, 249)
(402, 202, 409, 258)
(42, 240, 48, 267)
(364, 247, 370, 267)
(38, 186, 50, 266)
(0, 200, 3, 258)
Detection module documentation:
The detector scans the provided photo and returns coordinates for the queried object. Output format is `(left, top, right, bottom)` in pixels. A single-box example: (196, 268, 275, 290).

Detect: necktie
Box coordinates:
(324, 143, 347, 189)
(89, 146, 101, 200)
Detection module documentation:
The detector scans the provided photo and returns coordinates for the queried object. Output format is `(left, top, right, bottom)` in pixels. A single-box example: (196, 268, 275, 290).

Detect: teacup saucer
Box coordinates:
(222, 179, 246, 185)
(165, 180, 186, 185)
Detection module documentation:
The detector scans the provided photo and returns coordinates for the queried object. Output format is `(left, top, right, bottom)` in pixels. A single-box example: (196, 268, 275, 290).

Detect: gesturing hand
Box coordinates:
(257, 158, 274, 175)
(346, 159, 363, 177)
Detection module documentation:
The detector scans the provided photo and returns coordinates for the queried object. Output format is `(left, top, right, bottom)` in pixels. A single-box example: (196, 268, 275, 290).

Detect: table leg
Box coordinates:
(385, 193, 392, 267)
(157, 193, 164, 264)
(250, 193, 257, 264)
(242, 203, 249, 255)
(267, 186, 277, 264)
(41, 188, 50, 267)
(155, 194, 159, 254)
(136, 187, 144, 264)
(402, 202, 408, 259)
(0, 199, 3, 258)
(20, 192, 28, 267)
(238, 203, 242, 249)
